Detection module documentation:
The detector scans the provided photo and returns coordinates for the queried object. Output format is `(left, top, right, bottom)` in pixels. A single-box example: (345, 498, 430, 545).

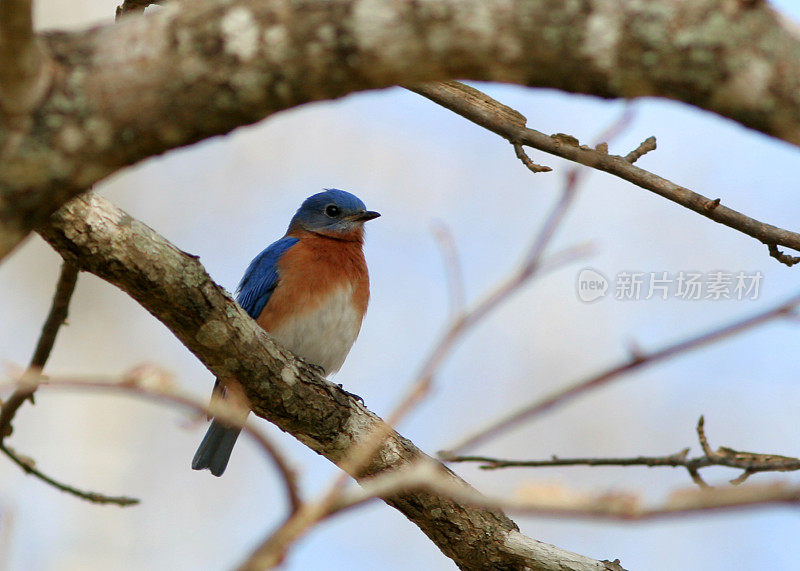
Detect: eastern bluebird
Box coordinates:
(192, 188, 380, 476)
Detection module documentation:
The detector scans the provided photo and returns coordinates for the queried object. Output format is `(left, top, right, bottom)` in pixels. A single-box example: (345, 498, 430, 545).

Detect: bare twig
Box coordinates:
(330, 116, 609, 487)
(0, 261, 78, 438)
(0, 0, 50, 115)
(696, 415, 714, 457)
(29, 263, 79, 371)
(237, 500, 329, 570)
(332, 460, 446, 514)
(447, 446, 793, 477)
(444, 292, 800, 454)
(687, 466, 711, 489)
(696, 416, 800, 484)
(0, 372, 302, 513)
(431, 221, 466, 316)
(392, 113, 627, 430)
(383, 109, 628, 447)
(624, 136, 657, 163)
(513, 143, 552, 173)
(408, 81, 800, 266)
(767, 243, 800, 267)
(0, 264, 179, 510)
(445, 417, 800, 488)
(446, 450, 696, 470)
(0, 263, 135, 505)
(0, 443, 138, 506)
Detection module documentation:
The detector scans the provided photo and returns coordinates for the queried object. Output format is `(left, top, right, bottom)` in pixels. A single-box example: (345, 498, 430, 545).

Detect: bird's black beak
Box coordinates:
(352, 210, 381, 222)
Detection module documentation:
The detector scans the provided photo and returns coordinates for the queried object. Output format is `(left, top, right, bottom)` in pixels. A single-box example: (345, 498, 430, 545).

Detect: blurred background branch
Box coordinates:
(1, 372, 301, 512)
(338, 460, 800, 522)
(444, 291, 800, 455)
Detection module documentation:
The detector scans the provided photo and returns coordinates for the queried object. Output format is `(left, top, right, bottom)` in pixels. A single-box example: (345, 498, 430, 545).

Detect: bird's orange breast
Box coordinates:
(255, 230, 370, 335)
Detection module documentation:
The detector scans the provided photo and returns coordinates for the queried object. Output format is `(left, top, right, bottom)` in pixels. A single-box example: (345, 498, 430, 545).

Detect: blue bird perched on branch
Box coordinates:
(192, 189, 380, 476)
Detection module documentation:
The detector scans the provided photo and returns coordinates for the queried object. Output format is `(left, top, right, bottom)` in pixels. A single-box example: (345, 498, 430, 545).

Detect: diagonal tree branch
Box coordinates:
(384, 110, 629, 458)
(3, 0, 800, 260)
(408, 81, 800, 266)
(37, 193, 619, 571)
(28, 262, 79, 371)
(0, 261, 78, 440)
(444, 292, 800, 455)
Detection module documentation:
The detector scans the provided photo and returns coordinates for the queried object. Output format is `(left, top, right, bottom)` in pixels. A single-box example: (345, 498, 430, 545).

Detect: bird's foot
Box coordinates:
(337, 384, 365, 405)
(300, 359, 364, 404)
(303, 360, 327, 377)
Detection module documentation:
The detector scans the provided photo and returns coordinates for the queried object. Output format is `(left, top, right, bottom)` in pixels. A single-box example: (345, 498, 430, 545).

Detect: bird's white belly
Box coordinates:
(269, 284, 362, 375)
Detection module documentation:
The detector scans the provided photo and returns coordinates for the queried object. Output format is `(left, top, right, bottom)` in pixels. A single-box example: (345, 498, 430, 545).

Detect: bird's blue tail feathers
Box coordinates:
(191, 419, 241, 477)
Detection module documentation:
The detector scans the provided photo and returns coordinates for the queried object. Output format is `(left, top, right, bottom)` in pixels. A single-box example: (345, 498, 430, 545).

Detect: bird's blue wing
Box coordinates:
(236, 236, 299, 319)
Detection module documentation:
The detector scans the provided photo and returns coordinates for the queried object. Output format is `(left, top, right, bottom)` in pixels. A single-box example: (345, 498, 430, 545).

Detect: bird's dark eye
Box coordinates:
(325, 204, 341, 217)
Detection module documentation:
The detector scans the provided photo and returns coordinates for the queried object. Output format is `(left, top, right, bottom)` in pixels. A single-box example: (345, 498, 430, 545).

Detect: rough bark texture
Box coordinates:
(2, 0, 800, 258)
(39, 194, 620, 570)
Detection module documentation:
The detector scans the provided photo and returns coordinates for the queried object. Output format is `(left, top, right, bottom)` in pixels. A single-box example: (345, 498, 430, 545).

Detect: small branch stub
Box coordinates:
(513, 143, 552, 173)
(624, 136, 657, 163)
(767, 243, 800, 267)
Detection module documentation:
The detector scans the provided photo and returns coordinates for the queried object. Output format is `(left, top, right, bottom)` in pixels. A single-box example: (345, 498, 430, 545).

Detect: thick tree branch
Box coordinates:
(2, 0, 800, 259)
(409, 81, 800, 265)
(37, 193, 618, 570)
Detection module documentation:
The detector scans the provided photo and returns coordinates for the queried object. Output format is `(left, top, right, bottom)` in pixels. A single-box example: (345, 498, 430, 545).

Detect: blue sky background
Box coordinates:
(2, 1, 800, 569)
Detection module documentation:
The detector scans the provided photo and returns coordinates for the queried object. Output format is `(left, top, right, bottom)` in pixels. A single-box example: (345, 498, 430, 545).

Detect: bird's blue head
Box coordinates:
(287, 189, 380, 241)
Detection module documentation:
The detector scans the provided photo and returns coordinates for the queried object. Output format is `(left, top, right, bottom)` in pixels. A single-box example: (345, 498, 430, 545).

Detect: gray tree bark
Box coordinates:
(2, 0, 800, 258)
